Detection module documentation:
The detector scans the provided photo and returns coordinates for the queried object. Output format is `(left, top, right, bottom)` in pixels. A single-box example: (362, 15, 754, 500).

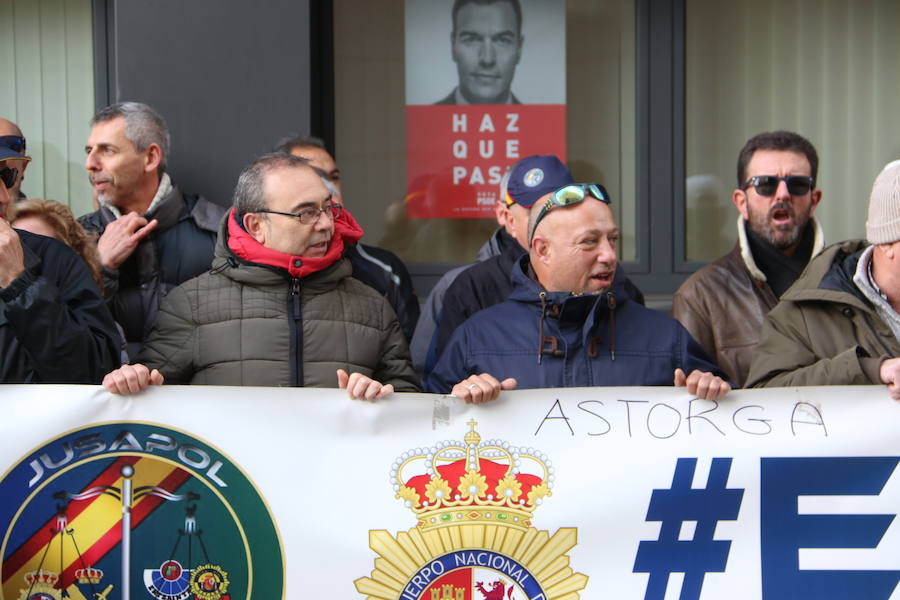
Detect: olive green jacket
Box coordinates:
(136, 219, 420, 390)
(747, 240, 900, 388)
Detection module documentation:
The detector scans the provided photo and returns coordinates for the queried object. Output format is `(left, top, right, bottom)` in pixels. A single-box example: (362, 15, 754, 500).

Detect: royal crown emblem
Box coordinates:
(355, 420, 588, 599)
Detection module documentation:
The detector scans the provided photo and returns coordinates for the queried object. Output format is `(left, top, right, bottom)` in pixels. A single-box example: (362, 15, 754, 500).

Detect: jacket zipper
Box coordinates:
(290, 277, 304, 386)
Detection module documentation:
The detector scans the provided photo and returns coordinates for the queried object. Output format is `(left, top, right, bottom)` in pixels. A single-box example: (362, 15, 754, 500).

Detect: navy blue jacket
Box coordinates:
(425, 256, 723, 392)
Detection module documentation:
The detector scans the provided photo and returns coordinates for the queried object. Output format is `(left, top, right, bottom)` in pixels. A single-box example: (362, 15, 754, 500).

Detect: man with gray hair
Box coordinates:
(102, 153, 419, 398)
(748, 160, 900, 398)
(79, 102, 224, 356)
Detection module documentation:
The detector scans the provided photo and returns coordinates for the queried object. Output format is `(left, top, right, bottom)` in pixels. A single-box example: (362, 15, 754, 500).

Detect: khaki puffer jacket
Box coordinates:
(136, 221, 420, 390)
(746, 239, 900, 388)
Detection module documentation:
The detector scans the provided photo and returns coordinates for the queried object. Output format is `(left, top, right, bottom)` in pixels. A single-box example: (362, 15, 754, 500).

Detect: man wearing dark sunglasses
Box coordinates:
(425, 182, 729, 402)
(102, 153, 420, 399)
(1, 149, 121, 383)
(748, 161, 900, 399)
(0, 118, 30, 200)
(673, 131, 824, 387)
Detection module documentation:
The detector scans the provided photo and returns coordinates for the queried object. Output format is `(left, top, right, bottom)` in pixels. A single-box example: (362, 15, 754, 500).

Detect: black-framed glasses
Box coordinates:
(254, 202, 343, 225)
(743, 175, 814, 197)
(0, 135, 26, 154)
(529, 183, 611, 244)
(0, 166, 18, 190)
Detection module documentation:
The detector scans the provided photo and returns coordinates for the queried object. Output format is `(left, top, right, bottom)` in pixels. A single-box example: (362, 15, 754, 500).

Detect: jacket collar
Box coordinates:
(780, 239, 872, 311)
(736, 215, 825, 282)
(223, 207, 363, 280)
(507, 253, 635, 308)
(100, 172, 174, 220)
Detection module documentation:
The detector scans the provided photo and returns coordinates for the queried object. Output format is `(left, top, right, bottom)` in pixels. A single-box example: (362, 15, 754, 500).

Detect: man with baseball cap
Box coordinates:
(425, 155, 575, 371)
(425, 181, 728, 401)
(748, 160, 900, 398)
(1, 145, 121, 382)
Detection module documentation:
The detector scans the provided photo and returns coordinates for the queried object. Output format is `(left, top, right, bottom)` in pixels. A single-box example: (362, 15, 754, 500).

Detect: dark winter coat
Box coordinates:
(747, 240, 900, 388)
(136, 214, 421, 390)
(79, 185, 224, 357)
(1, 230, 121, 382)
(425, 256, 722, 392)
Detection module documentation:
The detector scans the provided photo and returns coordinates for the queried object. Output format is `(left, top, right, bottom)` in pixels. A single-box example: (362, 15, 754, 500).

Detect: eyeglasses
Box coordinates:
(529, 183, 611, 244)
(254, 202, 343, 225)
(743, 175, 814, 197)
(0, 166, 18, 189)
(0, 135, 26, 154)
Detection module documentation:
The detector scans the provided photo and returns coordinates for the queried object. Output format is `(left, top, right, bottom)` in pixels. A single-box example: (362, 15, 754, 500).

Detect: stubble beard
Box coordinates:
(749, 202, 811, 251)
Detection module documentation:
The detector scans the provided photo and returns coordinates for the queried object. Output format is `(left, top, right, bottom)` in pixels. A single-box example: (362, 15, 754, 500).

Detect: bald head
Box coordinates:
(0, 118, 23, 137)
(0, 118, 28, 199)
(528, 194, 619, 295)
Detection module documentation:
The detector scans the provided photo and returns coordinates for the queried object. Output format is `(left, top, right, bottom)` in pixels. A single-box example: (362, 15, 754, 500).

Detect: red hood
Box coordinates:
(226, 207, 364, 279)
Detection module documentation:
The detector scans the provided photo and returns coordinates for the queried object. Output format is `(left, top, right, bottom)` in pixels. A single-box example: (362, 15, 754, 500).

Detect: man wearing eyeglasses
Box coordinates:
(424, 182, 729, 402)
(747, 161, 900, 398)
(1, 147, 121, 383)
(274, 134, 421, 344)
(102, 153, 420, 399)
(673, 131, 824, 388)
(79, 102, 225, 358)
(0, 118, 30, 200)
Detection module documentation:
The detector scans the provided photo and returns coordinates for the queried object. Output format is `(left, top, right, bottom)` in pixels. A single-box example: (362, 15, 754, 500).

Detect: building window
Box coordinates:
(685, 0, 900, 262)
(333, 0, 637, 271)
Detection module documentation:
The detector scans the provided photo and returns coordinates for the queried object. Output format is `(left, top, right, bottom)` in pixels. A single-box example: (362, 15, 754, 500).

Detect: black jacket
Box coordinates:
(79, 185, 224, 357)
(347, 243, 420, 342)
(433, 229, 525, 362)
(1, 230, 121, 383)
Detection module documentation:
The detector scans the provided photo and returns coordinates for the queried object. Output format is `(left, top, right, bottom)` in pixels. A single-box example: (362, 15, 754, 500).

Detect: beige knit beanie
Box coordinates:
(867, 160, 900, 244)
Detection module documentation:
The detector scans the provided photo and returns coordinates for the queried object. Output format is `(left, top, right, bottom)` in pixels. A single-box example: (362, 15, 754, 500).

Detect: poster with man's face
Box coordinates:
(405, 0, 566, 219)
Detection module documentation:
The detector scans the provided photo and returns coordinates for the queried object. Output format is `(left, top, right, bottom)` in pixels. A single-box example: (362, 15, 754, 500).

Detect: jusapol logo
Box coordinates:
(0, 423, 283, 600)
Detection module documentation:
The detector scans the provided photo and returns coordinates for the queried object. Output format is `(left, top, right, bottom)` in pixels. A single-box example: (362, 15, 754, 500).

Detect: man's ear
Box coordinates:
(732, 188, 750, 220)
(809, 188, 823, 214)
(494, 202, 510, 227)
(242, 212, 266, 244)
(878, 242, 898, 262)
(532, 235, 551, 265)
(144, 143, 163, 174)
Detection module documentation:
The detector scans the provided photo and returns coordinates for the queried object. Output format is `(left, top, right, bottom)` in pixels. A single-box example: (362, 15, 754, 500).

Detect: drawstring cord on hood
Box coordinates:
(607, 292, 617, 361)
(538, 292, 548, 364)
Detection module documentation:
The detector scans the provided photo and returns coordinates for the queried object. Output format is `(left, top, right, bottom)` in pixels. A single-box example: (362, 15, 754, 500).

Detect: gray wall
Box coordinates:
(95, 0, 312, 208)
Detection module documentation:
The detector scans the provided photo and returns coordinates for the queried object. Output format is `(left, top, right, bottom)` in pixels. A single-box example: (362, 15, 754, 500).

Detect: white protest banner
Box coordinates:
(1, 384, 899, 600)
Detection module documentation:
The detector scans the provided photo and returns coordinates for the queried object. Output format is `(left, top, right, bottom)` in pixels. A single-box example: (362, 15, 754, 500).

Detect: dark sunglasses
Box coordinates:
(529, 183, 611, 244)
(0, 166, 18, 189)
(743, 175, 814, 197)
(0, 135, 26, 154)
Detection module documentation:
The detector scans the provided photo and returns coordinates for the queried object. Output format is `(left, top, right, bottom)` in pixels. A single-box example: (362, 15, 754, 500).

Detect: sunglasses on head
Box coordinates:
(529, 183, 611, 244)
(0, 166, 18, 189)
(743, 175, 814, 197)
(0, 135, 26, 154)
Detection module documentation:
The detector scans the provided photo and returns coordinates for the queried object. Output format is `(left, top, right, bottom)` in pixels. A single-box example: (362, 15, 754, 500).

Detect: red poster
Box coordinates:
(405, 0, 567, 219)
(406, 105, 566, 219)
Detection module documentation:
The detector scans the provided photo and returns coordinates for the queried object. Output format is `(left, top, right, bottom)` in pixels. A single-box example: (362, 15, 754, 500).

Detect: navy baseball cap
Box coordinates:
(505, 155, 574, 208)
(0, 136, 29, 162)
